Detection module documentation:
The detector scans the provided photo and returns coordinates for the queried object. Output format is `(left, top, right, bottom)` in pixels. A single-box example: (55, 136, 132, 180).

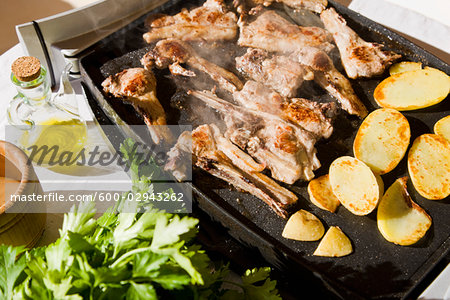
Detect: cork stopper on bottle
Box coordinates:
(11, 56, 41, 82)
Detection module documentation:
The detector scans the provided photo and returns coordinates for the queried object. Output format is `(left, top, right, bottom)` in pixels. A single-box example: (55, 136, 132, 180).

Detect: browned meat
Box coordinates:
(321, 8, 401, 79)
(234, 0, 327, 14)
(189, 90, 321, 183)
(293, 47, 368, 117)
(238, 10, 334, 53)
(143, 0, 238, 44)
(235, 48, 311, 97)
(165, 124, 298, 218)
(141, 39, 243, 93)
(233, 81, 336, 139)
(283, 98, 335, 138)
(101, 68, 173, 144)
(233, 80, 285, 113)
(212, 127, 265, 173)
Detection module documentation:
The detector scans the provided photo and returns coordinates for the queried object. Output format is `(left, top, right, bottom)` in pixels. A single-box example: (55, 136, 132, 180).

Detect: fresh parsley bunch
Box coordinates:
(0, 140, 281, 300)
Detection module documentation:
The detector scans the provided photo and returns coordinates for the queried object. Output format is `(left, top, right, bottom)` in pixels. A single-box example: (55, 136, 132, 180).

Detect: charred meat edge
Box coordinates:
(321, 8, 401, 79)
(165, 124, 298, 218)
(238, 10, 334, 53)
(144, 0, 238, 43)
(233, 80, 336, 139)
(101, 68, 174, 144)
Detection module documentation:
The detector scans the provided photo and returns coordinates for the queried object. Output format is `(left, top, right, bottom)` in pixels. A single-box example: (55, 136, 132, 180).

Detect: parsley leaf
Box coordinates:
(0, 139, 281, 299)
(0, 245, 26, 300)
(126, 282, 157, 300)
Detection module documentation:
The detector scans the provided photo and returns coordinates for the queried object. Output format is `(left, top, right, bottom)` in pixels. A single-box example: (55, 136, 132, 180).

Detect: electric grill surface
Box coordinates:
(80, 1, 450, 298)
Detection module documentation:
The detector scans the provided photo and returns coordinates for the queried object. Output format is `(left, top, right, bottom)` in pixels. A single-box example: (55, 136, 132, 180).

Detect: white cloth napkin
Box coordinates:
(349, 0, 450, 54)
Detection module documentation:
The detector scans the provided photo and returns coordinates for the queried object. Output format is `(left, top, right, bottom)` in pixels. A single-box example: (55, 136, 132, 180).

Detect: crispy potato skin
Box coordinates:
(329, 156, 382, 215)
(434, 115, 450, 143)
(408, 134, 450, 200)
(377, 177, 432, 246)
(374, 67, 450, 111)
(307, 174, 340, 213)
(389, 61, 422, 76)
(353, 108, 410, 174)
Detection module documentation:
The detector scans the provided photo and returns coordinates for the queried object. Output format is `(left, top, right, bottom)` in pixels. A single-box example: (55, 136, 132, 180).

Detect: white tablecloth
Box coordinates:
(349, 0, 450, 54)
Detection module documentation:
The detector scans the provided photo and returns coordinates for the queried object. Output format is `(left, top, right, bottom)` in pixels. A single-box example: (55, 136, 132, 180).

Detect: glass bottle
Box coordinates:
(7, 56, 87, 165)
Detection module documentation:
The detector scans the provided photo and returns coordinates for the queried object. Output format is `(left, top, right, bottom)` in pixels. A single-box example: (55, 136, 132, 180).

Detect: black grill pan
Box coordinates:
(80, 1, 450, 298)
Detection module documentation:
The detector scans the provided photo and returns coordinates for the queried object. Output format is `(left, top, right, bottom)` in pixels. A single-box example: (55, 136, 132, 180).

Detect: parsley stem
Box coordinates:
(110, 246, 152, 268)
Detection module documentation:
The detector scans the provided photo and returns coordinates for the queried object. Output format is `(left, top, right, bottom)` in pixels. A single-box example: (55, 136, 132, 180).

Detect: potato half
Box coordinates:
(408, 134, 450, 200)
(307, 174, 340, 213)
(389, 61, 422, 75)
(282, 210, 324, 241)
(329, 156, 383, 215)
(434, 115, 450, 142)
(354, 108, 410, 174)
(313, 226, 352, 257)
(377, 177, 432, 246)
(374, 67, 450, 111)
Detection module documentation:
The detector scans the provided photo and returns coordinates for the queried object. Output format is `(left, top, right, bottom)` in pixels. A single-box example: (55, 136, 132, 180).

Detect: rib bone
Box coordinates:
(141, 39, 243, 93)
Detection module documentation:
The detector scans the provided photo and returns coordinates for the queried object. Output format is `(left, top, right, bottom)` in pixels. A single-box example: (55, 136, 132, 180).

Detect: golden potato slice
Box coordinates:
(353, 108, 410, 174)
(377, 177, 432, 246)
(329, 156, 383, 215)
(434, 115, 450, 142)
(389, 61, 422, 75)
(307, 174, 340, 213)
(408, 134, 450, 200)
(313, 226, 352, 257)
(282, 210, 324, 241)
(374, 67, 450, 111)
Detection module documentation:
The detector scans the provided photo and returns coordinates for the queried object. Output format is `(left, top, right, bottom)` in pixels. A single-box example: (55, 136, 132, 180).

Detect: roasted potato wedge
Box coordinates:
(307, 174, 340, 213)
(354, 108, 410, 174)
(374, 67, 450, 111)
(377, 177, 432, 246)
(389, 61, 422, 75)
(408, 134, 450, 200)
(329, 156, 383, 215)
(282, 210, 324, 241)
(313, 226, 352, 257)
(434, 115, 450, 142)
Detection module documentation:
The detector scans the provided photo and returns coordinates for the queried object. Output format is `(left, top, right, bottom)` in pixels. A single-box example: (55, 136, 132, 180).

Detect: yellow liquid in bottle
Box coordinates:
(21, 118, 87, 166)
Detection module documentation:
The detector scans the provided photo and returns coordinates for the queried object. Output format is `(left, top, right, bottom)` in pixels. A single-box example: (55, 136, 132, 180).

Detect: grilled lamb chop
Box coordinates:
(143, 0, 238, 44)
(321, 8, 401, 79)
(233, 81, 336, 139)
(293, 47, 368, 118)
(189, 90, 321, 183)
(238, 10, 334, 53)
(236, 48, 312, 97)
(234, 0, 327, 14)
(141, 39, 243, 93)
(165, 124, 298, 218)
(101, 68, 173, 144)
